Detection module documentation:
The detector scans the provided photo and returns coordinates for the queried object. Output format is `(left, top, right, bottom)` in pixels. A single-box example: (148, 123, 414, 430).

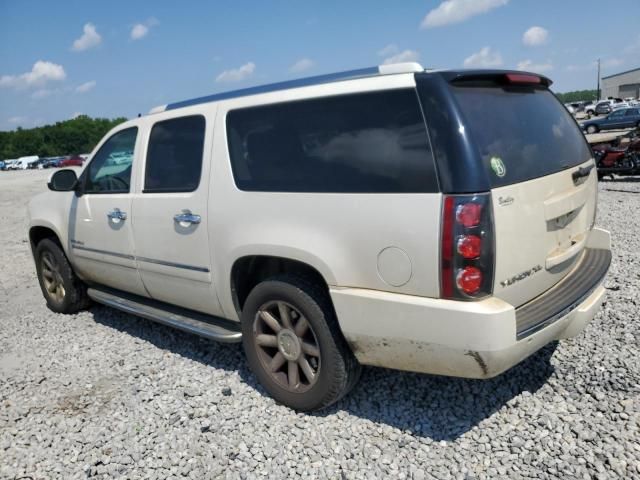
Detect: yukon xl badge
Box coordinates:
(500, 265, 543, 288)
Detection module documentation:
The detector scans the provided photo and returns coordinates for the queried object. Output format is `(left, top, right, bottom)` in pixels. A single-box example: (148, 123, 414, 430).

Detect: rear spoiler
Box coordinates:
(440, 70, 553, 88)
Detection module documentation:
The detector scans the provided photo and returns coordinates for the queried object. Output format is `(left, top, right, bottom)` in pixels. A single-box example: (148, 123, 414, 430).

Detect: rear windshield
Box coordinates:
(451, 85, 591, 188)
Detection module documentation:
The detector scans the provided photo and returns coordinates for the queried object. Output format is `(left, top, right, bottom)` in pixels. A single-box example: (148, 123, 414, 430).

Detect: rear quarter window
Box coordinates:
(452, 86, 592, 188)
(225, 89, 438, 193)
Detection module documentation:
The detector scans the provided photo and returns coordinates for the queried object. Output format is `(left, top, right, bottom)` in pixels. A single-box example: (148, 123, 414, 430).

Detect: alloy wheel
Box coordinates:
(253, 300, 321, 392)
(41, 251, 65, 303)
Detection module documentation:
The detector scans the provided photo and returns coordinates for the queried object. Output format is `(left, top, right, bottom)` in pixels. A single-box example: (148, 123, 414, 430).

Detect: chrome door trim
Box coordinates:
(136, 256, 210, 273)
(70, 243, 210, 273)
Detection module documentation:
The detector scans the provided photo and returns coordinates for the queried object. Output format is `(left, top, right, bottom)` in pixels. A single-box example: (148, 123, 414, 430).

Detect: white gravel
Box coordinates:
(1, 169, 639, 479)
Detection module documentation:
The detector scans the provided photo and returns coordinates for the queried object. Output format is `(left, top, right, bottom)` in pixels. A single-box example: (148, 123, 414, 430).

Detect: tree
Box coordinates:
(0, 116, 127, 159)
(554, 89, 598, 103)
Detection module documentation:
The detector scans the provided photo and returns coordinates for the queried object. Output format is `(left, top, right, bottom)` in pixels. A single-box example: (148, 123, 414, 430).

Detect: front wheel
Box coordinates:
(35, 238, 91, 313)
(586, 125, 599, 134)
(241, 275, 361, 411)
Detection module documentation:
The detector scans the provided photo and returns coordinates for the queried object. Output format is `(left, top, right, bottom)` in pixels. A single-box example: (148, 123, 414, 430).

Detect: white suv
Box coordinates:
(28, 63, 611, 411)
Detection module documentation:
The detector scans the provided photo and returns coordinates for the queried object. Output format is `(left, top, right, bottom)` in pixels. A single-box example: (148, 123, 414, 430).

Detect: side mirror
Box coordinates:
(48, 169, 78, 192)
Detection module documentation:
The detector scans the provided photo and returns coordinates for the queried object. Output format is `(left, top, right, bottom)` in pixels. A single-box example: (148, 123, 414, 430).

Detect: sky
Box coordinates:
(1, 0, 639, 131)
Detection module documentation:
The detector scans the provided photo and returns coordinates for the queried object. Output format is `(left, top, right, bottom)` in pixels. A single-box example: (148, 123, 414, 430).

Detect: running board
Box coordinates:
(87, 287, 242, 343)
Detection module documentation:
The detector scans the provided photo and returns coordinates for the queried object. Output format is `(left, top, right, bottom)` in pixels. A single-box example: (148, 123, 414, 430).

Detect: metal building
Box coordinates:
(601, 67, 640, 99)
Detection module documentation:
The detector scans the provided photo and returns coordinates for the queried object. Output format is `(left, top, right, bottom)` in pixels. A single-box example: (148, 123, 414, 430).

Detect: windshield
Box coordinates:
(451, 85, 592, 188)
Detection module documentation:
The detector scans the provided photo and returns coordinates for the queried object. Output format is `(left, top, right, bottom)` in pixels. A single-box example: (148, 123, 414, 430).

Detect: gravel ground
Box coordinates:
(1, 170, 639, 480)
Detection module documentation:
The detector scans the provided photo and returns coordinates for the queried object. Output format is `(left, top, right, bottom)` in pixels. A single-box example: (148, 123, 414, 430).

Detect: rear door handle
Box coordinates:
(174, 210, 201, 225)
(107, 208, 127, 221)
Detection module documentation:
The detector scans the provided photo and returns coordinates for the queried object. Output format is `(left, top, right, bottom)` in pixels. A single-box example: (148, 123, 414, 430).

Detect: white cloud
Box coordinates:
(421, 0, 509, 28)
(517, 59, 553, 73)
(377, 44, 399, 57)
(76, 80, 96, 93)
(463, 47, 503, 68)
(523, 26, 549, 47)
(382, 49, 420, 65)
(289, 58, 315, 73)
(131, 18, 159, 40)
(131, 24, 149, 40)
(216, 62, 255, 83)
(72, 23, 102, 51)
(0, 61, 66, 89)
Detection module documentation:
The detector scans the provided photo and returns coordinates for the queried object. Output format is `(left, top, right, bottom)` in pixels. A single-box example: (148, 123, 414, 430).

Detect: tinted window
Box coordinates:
(83, 128, 137, 194)
(144, 115, 205, 193)
(226, 89, 437, 193)
(451, 86, 592, 188)
(625, 108, 639, 116)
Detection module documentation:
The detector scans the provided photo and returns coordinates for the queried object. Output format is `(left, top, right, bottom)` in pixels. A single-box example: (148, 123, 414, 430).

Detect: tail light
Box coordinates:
(441, 193, 494, 300)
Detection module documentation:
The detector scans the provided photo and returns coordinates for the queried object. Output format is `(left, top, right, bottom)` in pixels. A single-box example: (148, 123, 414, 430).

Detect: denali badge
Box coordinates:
(500, 264, 543, 287)
(498, 196, 514, 206)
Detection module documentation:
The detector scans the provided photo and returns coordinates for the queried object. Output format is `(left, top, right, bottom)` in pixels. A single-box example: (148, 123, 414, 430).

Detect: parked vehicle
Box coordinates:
(0, 160, 4, 170)
(58, 155, 84, 167)
(583, 102, 597, 115)
(17, 155, 39, 170)
(581, 107, 640, 133)
(28, 63, 611, 411)
(43, 157, 65, 168)
(3, 159, 19, 170)
(592, 128, 640, 179)
(595, 101, 612, 115)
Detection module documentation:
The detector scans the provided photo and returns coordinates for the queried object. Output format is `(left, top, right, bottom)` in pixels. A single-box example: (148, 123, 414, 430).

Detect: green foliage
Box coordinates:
(554, 89, 599, 103)
(0, 115, 127, 159)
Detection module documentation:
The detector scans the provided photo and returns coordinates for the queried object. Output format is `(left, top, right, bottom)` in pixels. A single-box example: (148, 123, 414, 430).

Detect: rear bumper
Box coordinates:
(331, 227, 611, 379)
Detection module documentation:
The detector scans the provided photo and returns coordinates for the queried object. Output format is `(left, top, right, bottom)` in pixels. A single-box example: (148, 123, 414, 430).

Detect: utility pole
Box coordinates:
(596, 58, 601, 101)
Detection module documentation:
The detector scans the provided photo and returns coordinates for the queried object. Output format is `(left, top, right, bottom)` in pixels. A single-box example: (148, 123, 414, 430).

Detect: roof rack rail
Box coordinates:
(149, 62, 424, 113)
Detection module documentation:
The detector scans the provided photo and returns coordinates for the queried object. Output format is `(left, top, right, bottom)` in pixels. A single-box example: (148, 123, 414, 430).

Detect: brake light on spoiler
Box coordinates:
(504, 73, 543, 85)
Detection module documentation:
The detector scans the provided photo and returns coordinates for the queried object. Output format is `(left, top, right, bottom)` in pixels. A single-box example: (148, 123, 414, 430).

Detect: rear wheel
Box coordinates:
(587, 125, 599, 134)
(241, 275, 361, 411)
(35, 238, 90, 313)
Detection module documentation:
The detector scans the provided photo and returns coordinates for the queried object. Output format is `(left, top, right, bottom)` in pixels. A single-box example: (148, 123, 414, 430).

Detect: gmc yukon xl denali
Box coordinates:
(28, 63, 611, 411)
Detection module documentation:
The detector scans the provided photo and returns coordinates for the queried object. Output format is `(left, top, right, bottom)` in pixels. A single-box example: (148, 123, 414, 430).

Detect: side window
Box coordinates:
(625, 109, 639, 116)
(144, 115, 206, 193)
(83, 127, 137, 194)
(226, 89, 438, 193)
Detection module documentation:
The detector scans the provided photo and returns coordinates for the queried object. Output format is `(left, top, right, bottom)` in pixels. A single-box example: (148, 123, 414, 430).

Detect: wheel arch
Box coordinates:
(229, 254, 334, 318)
(28, 223, 65, 258)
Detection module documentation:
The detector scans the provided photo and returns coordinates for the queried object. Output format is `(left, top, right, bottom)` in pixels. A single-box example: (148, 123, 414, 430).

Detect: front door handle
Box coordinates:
(174, 210, 201, 225)
(107, 208, 127, 221)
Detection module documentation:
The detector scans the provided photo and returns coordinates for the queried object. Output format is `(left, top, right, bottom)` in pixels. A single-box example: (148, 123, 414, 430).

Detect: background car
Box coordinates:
(581, 107, 640, 133)
(595, 101, 612, 115)
(58, 155, 85, 167)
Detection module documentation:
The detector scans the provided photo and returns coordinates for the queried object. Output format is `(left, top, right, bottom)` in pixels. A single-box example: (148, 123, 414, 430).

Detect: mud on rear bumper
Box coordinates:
(330, 228, 611, 379)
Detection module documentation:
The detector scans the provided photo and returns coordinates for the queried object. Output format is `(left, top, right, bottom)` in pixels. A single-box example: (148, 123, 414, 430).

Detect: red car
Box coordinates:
(58, 156, 84, 167)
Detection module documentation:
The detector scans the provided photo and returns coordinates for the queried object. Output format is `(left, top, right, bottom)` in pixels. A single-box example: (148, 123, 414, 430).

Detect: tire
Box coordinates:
(586, 125, 599, 134)
(35, 238, 91, 314)
(587, 110, 595, 116)
(241, 274, 361, 411)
